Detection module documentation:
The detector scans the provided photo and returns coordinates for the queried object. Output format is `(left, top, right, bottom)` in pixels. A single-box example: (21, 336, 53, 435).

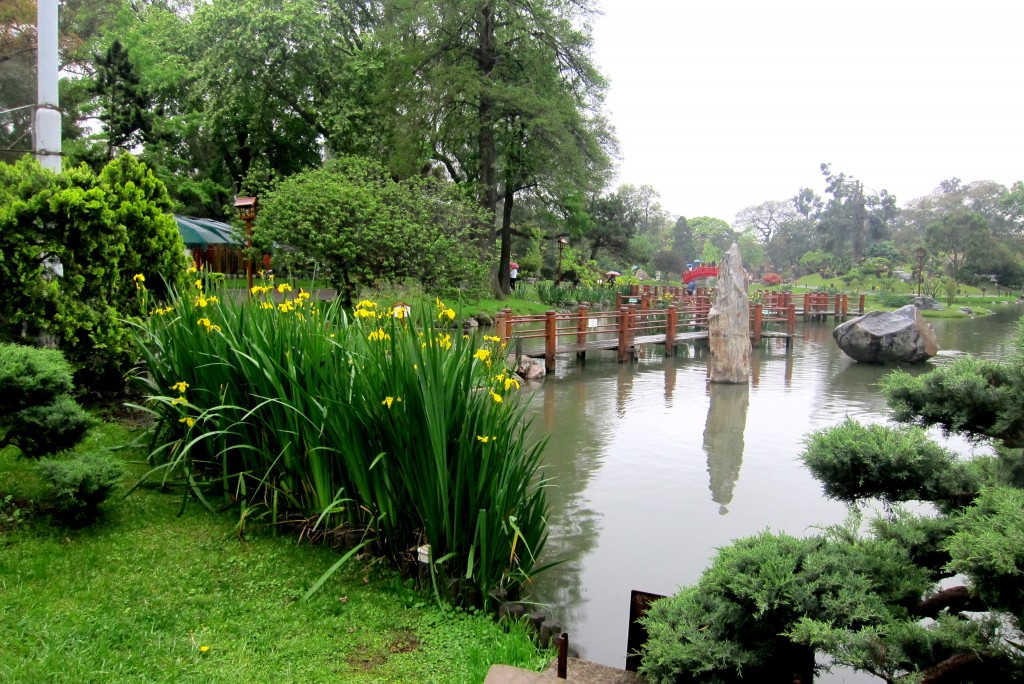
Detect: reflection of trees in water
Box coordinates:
(703, 384, 749, 515)
(530, 371, 609, 626)
(529, 358, 704, 628)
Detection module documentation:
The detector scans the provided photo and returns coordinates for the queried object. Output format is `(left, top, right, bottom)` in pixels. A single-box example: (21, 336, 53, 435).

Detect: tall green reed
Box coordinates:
(129, 276, 550, 607)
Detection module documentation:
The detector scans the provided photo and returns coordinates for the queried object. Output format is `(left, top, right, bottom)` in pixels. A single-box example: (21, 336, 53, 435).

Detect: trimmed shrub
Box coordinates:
(5, 395, 95, 459)
(38, 452, 124, 525)
(0, 344, 94, 457)
(0, 343, 75, 415)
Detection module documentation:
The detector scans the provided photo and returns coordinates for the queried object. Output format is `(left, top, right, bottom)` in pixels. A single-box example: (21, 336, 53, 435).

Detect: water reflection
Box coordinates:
(703, 384, 749, 515)
(525, 304, 1023, 674)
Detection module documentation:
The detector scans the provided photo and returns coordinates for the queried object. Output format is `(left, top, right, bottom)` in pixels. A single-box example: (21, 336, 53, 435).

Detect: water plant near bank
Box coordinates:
(129, 275, 550, 608)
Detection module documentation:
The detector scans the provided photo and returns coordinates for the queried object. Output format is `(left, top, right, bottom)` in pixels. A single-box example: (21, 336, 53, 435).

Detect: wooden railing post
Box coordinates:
(665, 305, 677, 357)
(859, 293, 865, 313)
(841, 294, 848, 317)
(617, 307, 630, 362)
(576, 304, 588, 360)
(616, 292, 623, 309)
(833, 294, 841, 319)
(752, 304, 763, 343)
(803, 292, 810, 320)
(500, 307, 513, 344)
(545, 310, 557, 372)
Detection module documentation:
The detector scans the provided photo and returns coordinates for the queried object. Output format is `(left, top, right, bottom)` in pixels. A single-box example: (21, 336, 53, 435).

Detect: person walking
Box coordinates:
(509, 261, 519, 291)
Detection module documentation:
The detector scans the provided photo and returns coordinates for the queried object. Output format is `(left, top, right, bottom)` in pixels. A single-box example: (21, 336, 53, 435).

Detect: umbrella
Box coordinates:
(509, 261, 520, 270)
(605, 270, 621, 277)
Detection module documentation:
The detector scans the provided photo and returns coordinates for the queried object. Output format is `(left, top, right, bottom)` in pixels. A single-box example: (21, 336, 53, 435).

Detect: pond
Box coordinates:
(522, 303, 1023, 679)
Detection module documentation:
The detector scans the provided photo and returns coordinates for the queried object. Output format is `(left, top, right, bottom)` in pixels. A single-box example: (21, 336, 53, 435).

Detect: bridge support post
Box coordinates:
(617, 307, 630, 363)
(501, 307, 513, 345)
(665, 305, 677, 357)
(787, 304, 796, 348)
(576, 305, 588, 361)
(545, 310, 557, 372)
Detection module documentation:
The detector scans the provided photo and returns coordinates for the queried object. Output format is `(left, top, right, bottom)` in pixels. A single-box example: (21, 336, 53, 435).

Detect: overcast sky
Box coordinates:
(590, 0, 1024, 225)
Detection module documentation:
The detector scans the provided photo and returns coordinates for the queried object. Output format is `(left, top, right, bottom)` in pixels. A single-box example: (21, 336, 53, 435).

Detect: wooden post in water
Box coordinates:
(576, 304, 588, 360)
(544, 310, 557, 372)
(665, 305, 678, 356)
(617, 307, 630, 362)
(787, 304, 796, 348)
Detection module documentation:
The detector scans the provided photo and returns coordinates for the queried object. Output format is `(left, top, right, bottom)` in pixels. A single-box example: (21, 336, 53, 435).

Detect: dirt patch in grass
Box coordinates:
(346, 630, 420, 672)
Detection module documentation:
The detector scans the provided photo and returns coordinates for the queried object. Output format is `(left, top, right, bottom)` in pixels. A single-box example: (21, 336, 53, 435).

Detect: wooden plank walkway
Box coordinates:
(519, 330, 791, 359)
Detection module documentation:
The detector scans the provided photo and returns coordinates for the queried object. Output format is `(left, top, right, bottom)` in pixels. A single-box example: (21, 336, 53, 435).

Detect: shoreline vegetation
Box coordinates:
(224, 272, 1014, 321)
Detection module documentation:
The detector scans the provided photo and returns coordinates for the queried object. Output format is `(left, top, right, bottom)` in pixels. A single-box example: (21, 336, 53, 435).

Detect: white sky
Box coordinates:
(590, 0, 1024, 225)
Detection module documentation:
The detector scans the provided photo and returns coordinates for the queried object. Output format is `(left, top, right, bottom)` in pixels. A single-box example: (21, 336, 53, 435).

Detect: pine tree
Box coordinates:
(93, 39, 153, 158)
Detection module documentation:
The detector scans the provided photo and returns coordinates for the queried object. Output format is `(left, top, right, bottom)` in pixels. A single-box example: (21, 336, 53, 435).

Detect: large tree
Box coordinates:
(382, 0, 613, 292)
(0, 0, 38, 165)
(796, 164, 898, 260)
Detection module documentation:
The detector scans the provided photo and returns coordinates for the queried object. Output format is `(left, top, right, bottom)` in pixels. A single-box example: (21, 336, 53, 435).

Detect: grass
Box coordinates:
(0, 421, 554, 683)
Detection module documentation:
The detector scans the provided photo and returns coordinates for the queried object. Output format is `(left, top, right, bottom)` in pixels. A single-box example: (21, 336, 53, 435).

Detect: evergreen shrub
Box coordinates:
(38, 452, 124, 525)
(0, 344, 94, 457)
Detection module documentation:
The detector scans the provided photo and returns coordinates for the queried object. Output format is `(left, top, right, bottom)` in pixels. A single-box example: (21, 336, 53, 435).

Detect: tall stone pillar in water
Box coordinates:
(708, 243, 750, 383)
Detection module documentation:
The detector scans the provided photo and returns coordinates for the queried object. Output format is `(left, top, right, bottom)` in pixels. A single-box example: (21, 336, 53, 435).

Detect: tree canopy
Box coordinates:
(254, 156, 488, 306)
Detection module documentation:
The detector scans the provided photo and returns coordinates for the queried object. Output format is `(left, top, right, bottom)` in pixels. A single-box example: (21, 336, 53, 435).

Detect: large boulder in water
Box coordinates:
(833, 304, 938, 363)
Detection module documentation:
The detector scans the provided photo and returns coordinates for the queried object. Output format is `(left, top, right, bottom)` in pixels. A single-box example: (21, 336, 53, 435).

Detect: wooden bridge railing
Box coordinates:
(800, 292, 865, 319)
(495, 297, 794, 371)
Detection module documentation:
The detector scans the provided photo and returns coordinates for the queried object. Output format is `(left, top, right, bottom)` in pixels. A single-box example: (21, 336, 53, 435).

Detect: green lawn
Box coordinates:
(0, 422, 552, 684)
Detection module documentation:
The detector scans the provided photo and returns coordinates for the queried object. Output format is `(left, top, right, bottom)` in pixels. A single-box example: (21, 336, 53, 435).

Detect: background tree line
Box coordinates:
(4, 1, 1022, 293)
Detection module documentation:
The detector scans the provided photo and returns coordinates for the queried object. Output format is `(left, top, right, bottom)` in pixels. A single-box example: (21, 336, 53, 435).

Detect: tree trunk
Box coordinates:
(499, 184, 514, 294)
(476, 2, 498, 260)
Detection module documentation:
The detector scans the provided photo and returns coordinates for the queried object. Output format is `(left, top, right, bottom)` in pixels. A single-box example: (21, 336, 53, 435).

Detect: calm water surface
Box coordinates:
(521, 303, 1023, 678)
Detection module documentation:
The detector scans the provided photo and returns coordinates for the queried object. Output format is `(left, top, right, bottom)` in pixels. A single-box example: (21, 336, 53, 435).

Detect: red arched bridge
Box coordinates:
(682, 265, 718, 284)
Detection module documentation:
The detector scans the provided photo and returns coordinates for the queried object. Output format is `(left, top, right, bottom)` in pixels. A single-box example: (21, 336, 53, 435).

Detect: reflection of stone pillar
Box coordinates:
(703, 383, 749, 515)
(708, 243, 750, 383)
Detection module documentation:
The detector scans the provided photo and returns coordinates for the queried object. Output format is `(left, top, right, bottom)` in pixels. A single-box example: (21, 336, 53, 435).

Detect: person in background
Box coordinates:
(509, 262, 519, 290)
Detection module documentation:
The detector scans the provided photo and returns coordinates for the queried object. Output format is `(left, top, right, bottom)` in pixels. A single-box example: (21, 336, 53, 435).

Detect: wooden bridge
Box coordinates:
(608, 285, 863, 321)
(495, 291, 799, 371)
